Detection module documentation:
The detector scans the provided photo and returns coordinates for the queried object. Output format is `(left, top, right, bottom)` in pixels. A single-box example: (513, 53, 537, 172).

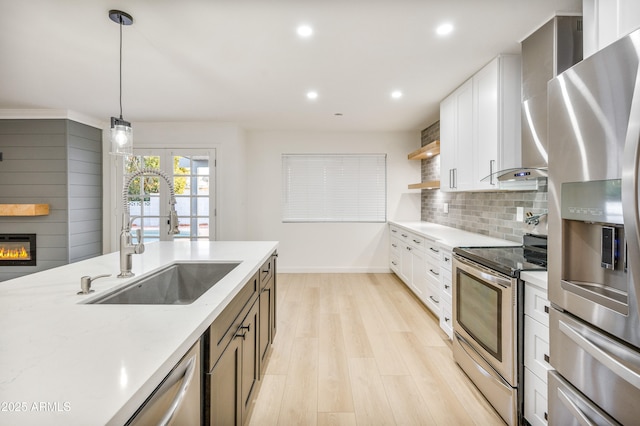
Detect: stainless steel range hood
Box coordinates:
(496, 15, 583, 182)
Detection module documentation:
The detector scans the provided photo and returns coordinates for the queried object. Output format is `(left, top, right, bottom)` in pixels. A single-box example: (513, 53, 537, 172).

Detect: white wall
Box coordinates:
(245, 130, 421, 273)
(102, 122, 248, 252)
(583, 0, 640, 56)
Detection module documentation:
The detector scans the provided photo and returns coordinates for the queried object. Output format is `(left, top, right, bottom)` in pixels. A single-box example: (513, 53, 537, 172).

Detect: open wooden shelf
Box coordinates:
(0, 204, 50, 216)
(408, 181, 440, 190)
(408, 140, 440, 160)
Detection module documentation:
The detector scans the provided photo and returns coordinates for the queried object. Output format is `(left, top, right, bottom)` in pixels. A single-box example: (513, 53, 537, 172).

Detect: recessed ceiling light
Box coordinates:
(297, 25, 313, 38)
(436, 22, 454, 36)
(391, 90, 403, 99)
(306, 91, 318, 100)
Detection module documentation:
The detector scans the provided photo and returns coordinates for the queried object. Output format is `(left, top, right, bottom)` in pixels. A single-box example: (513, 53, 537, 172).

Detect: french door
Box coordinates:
(124, 149, 216, 242)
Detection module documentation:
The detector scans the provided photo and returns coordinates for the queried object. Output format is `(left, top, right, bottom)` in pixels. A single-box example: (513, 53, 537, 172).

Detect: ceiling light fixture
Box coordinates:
(436, 22, 454, 36)
(297, 24, 313, 38)
(109, 10, 134, 157)
(391, 90, 403, 99)
(306, 91, 318, 100)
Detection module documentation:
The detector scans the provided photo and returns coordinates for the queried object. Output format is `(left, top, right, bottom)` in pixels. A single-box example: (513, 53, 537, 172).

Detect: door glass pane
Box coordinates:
(173, 155, 210, 241)
(457, 270, 501, 360)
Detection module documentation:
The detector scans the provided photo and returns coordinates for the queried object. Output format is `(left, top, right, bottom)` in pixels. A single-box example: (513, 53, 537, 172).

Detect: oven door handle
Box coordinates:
(454, 255, 513, 289)
(455, 333, 511, 389)
(559, 319, 640, 390)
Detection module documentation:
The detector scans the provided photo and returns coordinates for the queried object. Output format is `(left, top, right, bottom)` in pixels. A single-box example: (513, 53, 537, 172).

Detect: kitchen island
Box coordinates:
(0, 240, 278, 426)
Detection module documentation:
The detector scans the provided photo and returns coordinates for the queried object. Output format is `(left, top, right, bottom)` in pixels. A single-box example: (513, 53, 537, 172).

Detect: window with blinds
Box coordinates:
(281, 154, 387, 222)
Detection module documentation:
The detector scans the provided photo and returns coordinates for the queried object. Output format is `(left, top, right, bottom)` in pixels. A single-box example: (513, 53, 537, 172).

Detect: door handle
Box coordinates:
(559, 319, 640, 389)
(557, 388, 597, 426)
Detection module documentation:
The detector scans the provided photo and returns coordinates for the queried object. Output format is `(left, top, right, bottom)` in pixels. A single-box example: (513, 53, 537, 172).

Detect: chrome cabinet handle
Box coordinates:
(559, 319, 640, 389)
(158, 354, 197, 426)
(444, 284, 450, 289)
(413, 239, 421, 244)
(444, 317, 450, 323)
(429, 296, 439, 304)
(429, 269, 439, 276)
(391, 243, 397, 248)
(406, 247, 412, 251)
(401, 233, 408, 238)
(391, 229, 397, 233)
(391, 261, 398, 266)
(429, 247, 439, 254)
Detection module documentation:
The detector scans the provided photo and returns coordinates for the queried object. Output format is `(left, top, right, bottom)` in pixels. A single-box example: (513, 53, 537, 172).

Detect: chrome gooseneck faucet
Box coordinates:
(119, 167, 180, 278)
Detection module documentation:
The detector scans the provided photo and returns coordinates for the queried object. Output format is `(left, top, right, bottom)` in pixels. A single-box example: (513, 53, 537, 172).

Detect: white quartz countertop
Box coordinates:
(0, 240, 278, 426)
(389, 221, 517, 250)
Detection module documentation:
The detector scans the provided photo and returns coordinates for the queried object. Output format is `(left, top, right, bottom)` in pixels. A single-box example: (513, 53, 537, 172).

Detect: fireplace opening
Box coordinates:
(0, 234, 36, 266)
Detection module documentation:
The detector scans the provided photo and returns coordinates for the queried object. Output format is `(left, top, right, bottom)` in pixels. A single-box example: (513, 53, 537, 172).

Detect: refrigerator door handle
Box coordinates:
(621, 60, 640, 312)
(559, 319, 640, 389)
(557, 388, 597, 426)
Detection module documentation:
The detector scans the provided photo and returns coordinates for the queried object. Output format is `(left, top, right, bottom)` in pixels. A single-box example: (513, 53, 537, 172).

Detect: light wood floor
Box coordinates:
(247, 273, 505, 426)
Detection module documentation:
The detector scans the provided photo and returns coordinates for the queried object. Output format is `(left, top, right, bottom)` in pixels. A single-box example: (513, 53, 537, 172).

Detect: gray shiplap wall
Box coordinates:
(419, 121, 548, 243)
(0, 119, 102, 281)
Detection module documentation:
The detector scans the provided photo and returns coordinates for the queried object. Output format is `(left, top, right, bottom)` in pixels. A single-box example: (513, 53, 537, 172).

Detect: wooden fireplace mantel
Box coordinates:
(0, 204, 50, 216)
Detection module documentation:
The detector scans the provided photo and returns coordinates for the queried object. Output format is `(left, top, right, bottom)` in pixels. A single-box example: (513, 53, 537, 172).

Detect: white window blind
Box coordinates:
(282, 154, 387, 222)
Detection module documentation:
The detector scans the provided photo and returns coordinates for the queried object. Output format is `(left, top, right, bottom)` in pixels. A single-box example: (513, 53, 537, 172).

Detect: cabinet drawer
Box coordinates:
(439, 305, 453, 339)
(426, 259, 440, 283)
(441, 267, 452, 298)
(424, 280, 440, 316)
(390, 237, 401, 256)
(259, 255, 275, 289)
(524, 315, 551, 381)
(524, 367, 548, 426)
(525, 281, 550, 327)
(440, 250, 453, 271)
(208, 272, 259, 367)
(425, 240, 441, 260)
(390, 253, 400, 273)
(408, 234, 425, 250)
(389, 225, 401, 239)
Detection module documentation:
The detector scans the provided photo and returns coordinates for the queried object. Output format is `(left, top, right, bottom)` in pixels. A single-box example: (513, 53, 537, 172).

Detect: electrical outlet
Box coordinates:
(443, 202, 449, 214)
(516, 206, 524, 222)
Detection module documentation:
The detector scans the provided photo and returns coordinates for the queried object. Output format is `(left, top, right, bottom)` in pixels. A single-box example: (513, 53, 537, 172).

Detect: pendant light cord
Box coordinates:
(119, 17, 124, 120)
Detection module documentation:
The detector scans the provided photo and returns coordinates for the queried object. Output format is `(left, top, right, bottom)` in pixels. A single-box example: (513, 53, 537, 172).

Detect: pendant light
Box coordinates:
(109, 10, 134, 156)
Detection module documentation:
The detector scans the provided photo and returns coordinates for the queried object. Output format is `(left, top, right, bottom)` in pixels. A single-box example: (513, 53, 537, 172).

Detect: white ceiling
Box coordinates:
(0, 0, 581, 132)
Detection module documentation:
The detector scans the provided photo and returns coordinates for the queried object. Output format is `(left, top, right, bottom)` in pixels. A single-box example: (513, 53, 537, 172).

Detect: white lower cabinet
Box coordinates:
(524, 280, 551, 426)
(389, 225, 439, 316)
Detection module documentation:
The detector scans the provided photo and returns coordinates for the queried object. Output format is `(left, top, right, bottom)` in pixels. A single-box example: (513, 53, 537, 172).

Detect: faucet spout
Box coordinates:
(118, 167, 180, 278)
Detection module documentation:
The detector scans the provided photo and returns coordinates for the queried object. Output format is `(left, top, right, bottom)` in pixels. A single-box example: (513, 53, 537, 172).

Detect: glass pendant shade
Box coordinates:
(110, 116, 133, 156)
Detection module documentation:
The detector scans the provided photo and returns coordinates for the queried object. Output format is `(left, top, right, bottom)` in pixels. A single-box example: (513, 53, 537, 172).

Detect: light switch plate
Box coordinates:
(443, 202, 449, 214)
(516, 206, 524, 222)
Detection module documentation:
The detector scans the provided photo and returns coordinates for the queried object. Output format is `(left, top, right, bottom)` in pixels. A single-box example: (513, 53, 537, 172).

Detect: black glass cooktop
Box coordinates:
(453, 234, 547, 278)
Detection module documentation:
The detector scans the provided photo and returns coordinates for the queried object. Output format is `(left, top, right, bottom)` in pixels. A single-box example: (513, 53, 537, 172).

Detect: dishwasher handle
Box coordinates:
(158, 354, 198, 426)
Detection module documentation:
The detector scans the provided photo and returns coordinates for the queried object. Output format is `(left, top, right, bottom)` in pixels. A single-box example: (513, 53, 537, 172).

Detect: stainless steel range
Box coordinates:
(452, 234, 547, 425)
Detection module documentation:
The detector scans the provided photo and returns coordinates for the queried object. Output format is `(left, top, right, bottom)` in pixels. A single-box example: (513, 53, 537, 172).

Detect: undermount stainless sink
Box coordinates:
(89, 262, 241, 305)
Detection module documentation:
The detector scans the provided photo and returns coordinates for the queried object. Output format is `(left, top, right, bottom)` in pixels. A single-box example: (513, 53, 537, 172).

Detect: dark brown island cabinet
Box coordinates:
(205, 252, 277, 425)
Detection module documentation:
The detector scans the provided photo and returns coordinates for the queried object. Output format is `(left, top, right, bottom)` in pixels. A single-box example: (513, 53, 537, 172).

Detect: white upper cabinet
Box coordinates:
(440, 54, 522, 192)
(584, 0, 640, 57)
(440, 79, 474, 191)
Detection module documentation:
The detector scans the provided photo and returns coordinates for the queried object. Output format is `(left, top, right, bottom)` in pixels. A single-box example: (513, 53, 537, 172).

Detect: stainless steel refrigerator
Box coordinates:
(548, 28, 640, 425)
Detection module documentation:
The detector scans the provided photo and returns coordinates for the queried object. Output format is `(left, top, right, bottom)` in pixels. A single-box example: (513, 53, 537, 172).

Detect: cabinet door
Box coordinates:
(474, 58, 499, 190)
(454, 80, 474, 191)
(241, 299, 260, 424)
(439, 93, 456, 192)
(209, 337, 242, 425)
(259, 277, 273, 372)
(400, 244, 413, 284)
(410, 247, 426, 300)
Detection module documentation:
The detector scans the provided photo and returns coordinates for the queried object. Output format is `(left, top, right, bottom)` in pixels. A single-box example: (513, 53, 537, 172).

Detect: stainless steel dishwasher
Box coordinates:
(127, 339, 201, 426)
